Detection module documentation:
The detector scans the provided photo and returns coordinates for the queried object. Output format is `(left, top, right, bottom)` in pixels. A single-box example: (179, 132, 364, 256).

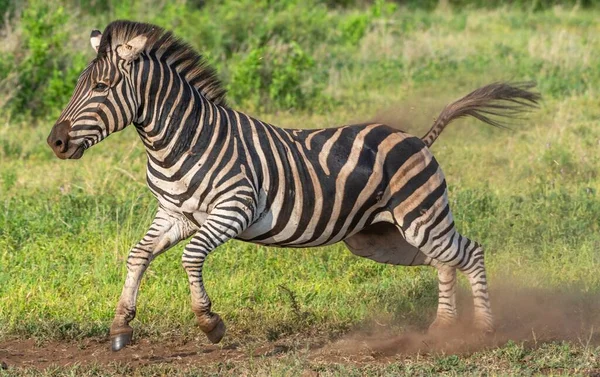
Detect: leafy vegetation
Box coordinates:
(1, 0, 600, 375)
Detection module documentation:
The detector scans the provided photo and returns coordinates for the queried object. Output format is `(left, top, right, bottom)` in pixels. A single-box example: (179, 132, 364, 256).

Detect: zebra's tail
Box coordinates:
(421, 82, 541, 148)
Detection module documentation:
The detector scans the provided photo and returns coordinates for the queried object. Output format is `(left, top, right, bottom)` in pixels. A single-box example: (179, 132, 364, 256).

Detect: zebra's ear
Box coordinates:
(116, 35, 148, 62)
(90, 30, 102, 53)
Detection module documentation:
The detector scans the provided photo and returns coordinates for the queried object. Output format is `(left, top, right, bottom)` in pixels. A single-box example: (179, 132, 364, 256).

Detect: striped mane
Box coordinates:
(97, 20, 227, 107)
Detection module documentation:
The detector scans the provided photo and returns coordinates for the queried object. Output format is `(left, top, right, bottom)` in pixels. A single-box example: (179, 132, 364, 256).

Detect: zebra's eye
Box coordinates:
(93, 82, 109, 92)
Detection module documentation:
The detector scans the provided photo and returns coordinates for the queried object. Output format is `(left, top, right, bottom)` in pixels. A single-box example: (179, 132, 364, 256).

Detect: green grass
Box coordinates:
(1, 2, 600, 375)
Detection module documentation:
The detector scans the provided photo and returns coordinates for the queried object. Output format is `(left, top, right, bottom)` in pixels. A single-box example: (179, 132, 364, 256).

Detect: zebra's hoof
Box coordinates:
(111, 329, 133, 352)
(474, 321, 495, 336)
(205, 318, 226, 344)
(427, 318, 456, 334)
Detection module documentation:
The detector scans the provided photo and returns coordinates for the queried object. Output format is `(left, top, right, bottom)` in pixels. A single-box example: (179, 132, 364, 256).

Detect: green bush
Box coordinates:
(229, 41, 328, 111)
(1, 1, 86, 120)
(268, 42, 320, 110)
(228, 47, 264, 108)
(1, 0, 599, 120)
(339, 13, 372, 46)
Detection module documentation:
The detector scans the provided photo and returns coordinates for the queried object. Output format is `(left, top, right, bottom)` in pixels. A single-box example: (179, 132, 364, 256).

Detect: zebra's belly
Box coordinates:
(235, 209, 309, 245)
(237, 226, 350, 248)
(236, 208, 386, 248)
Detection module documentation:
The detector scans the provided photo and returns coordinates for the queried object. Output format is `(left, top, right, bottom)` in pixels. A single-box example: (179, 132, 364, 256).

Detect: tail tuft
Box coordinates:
(421, 82, 541, 147)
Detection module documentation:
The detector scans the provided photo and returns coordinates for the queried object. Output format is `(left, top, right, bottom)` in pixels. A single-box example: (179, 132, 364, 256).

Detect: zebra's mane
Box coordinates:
(97, 20, 227, 107)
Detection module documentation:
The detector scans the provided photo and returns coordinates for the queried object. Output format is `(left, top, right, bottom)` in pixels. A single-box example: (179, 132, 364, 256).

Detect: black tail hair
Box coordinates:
(422, 82, 541, 147)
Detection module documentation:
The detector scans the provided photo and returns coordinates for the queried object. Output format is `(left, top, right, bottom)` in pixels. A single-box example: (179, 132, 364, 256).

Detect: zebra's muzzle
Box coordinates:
(48, 120, 84, 159)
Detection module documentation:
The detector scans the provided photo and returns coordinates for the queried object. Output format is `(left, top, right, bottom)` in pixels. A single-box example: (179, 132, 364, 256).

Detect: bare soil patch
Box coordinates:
(0, 337, 248, 370)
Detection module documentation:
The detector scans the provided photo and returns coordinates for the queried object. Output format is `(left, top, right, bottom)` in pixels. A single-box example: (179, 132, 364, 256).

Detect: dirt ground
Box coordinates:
(2, 285, 600, 370)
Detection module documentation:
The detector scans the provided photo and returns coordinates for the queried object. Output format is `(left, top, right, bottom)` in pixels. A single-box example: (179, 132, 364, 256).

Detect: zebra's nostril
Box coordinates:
(48, 119, 71, 155)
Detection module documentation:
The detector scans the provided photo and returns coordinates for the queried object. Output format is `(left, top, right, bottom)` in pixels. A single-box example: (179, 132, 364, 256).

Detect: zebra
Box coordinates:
(47, 20, 540, 352)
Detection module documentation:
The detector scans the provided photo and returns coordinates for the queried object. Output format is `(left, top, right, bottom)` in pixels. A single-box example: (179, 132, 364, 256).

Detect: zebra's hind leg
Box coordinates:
(343, 223, 459, 331)
(423, 232, 493, 333)
(456, 240, 493, 333)
(427, 263, 458, 332)
(396, 215, 493, 333)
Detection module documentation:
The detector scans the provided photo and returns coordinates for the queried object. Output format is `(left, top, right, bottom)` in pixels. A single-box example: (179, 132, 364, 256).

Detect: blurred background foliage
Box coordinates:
(0, 0, 595, 119)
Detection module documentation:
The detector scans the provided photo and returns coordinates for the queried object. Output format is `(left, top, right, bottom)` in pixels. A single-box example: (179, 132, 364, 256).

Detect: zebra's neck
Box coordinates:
(132, 59, 230, 167)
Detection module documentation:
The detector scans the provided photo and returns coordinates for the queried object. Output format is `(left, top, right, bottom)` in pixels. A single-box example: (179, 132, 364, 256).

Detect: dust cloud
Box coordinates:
(319, 283, 600, 358)
(368, 89, 456, 137)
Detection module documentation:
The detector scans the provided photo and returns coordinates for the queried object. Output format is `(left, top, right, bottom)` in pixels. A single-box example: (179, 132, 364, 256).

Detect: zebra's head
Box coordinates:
(48, 20, 227, 160)
(47, 25, 149, 159)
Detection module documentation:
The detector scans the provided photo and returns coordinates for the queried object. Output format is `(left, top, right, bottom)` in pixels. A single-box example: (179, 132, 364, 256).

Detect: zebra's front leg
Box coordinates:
(110, 209, 195, 351)
(182, 203, 253, 344)
(182, 235, 226, 343)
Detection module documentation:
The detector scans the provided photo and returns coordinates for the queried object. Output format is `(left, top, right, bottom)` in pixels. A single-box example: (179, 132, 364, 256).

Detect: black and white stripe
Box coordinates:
(49, 20, 540, 351)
